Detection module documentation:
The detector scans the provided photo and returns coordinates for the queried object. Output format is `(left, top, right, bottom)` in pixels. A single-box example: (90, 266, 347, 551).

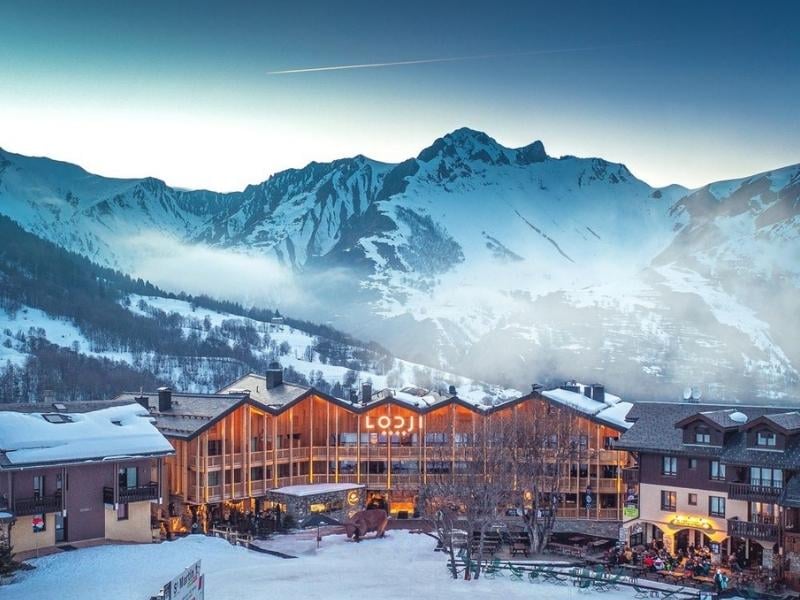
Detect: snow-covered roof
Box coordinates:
(541, 386, 633, 430)
(0, 403, 174, 468)
(268, 483, 364, 497)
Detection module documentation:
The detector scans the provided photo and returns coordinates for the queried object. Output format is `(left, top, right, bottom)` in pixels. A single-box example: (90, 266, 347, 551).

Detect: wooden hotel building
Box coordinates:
(117, 367, 633, 530)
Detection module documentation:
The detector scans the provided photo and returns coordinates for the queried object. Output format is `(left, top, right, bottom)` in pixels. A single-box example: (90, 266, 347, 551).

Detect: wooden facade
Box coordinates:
(164, 391, 629, 521)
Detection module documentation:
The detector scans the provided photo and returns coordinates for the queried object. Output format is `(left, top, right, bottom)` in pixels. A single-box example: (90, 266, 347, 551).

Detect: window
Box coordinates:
(454, 433, 472, 446)
(33, 475, 45, 499)
(757, 431, 777, 447)
(661, 490, 677, 511)
(117, 502, 129, 520)
(688, 493, 698, 506)
(750, 502, 777, 523)
(424, 432, 448, 446)
(695, 428, 711, 444)
(225, 469, 242, 484)
(688, 458, 698, 469)
(750, 467, 783, 488)
(250, 466, 264, 481)
(207, 440, 223, 456)
(662, 456, 677, 476)
(118, 467, 137, 490)
(710, 461, 726, 481)
(206, 471, 220, 487)
(709, 496, 725, 518)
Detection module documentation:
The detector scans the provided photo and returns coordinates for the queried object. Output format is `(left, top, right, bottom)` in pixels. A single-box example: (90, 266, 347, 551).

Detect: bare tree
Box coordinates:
(420, 416, 514, 580)
(512, 399, 582, 555)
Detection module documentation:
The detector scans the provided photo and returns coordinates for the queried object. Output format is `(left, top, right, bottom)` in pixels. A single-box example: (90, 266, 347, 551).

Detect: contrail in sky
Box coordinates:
(266, 43, 643, 75)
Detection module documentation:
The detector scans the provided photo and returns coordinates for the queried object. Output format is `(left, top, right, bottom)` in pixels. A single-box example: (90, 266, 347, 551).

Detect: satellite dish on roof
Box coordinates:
(683, 387, 692, 401)
(730, 411, 748, 424)
(691, 387, 702, 402)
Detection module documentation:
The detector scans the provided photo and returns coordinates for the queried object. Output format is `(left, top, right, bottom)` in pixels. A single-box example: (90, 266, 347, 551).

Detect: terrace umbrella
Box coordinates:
(300, 514, 343, 548)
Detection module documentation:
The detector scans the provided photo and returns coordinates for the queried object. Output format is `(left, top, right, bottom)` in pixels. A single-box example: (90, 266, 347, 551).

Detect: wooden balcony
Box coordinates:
(14, 494, 62, 516)
(727, 518, 779, 541)
(728, 482, 782, 503)
(558, 507, 620, 521)
(622, 467, 639, 484)
(103, 482, 160, 504)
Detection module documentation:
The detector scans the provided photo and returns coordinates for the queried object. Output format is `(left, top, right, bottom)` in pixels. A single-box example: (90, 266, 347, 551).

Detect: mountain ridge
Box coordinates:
(0, 130, 797, 402)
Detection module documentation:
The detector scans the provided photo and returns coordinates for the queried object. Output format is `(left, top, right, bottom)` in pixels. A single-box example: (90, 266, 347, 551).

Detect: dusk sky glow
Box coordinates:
(1, 0, 798, 191)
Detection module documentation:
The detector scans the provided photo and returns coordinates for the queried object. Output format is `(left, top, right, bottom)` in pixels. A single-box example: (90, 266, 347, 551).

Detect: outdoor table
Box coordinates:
(511, 542, 529, 557)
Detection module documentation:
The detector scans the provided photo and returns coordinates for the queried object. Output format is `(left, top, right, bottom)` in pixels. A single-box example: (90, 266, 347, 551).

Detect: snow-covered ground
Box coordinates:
(4, 531, 647, 600)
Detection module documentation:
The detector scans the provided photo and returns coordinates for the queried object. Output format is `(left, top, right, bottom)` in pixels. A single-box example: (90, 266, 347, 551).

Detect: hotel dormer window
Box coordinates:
(756, 430, 777, 447)
(695, 427, 711, 444)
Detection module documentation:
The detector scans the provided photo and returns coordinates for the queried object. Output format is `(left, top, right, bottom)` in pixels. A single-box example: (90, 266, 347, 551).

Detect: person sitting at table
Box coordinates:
(643, 554, 655, 571)
(653, 557, 665, 571)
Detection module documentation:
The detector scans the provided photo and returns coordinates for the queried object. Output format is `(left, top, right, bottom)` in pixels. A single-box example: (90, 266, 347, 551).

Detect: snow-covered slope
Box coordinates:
(1, 131, 797, 401)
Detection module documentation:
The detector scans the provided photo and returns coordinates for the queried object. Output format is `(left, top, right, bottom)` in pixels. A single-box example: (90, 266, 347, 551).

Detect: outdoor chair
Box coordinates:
(527, 569, 540, 583)
(633, 585, 654, 599)
(576, 578, 593, 593)
(592, 578, 611, 592)
(484, 558, 505, 579)
(542, 571, 569, 585)
(507, 563, 524, 582)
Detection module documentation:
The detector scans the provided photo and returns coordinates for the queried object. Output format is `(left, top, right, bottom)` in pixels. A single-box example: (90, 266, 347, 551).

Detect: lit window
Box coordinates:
(661, 491, 677, 511)
(688, 493, 698, 506)
(695, 428, 711, 444)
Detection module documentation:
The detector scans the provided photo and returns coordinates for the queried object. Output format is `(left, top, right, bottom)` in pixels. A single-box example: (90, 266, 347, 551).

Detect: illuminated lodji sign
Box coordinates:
(364, 414, 418, 435)
(670, 515, 713, 530)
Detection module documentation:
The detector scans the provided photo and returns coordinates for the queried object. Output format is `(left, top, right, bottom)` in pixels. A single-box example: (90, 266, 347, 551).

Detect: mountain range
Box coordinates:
(0, 127, 797, 402)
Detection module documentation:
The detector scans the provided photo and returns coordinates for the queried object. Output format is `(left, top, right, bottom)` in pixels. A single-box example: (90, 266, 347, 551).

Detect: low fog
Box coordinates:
(112, 232, 797, 405)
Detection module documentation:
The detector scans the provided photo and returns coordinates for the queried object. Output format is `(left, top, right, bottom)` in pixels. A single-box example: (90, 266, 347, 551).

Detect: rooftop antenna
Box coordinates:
(682, 386, 692, 401)
(691, 387, 702, 402)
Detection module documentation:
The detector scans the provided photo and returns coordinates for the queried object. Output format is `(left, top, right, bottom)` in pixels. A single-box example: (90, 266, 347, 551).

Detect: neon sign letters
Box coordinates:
(364, 414, 417, 435)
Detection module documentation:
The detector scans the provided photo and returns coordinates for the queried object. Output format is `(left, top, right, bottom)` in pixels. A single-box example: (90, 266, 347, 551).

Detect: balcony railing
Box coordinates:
(14, 494, 62, 516)
(728, 482, 782, 502)
(727, 518, 780, 541)
(103, 483, 160, 504)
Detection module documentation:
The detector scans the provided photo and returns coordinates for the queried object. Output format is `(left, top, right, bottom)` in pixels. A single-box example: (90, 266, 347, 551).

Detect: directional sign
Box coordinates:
(163, 560, 204, 600)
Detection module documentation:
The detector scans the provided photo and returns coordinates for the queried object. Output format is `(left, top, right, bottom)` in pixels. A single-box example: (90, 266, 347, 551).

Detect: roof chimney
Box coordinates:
(349, 387, 358, 403)
(361, 382, 373, 404)
(591, 384, 605, 403)
(531, 383, 543, 393)
(157, 387, 172, 412)
(266, 362, 283, 389)
(134, 395, 151, 411)
(448, 385, 457, 396)
(42, 389, 56, 405)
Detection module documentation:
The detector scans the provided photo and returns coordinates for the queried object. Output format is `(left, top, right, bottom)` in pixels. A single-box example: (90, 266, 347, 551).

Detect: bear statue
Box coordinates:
(343, 509, 389, 542)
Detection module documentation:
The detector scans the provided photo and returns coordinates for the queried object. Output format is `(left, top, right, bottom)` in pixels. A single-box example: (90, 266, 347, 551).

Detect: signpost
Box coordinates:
(160, 560, 204, 600)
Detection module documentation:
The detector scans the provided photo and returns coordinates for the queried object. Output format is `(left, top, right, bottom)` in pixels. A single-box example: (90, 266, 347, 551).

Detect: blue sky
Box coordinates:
(1, 0, 798, 190)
